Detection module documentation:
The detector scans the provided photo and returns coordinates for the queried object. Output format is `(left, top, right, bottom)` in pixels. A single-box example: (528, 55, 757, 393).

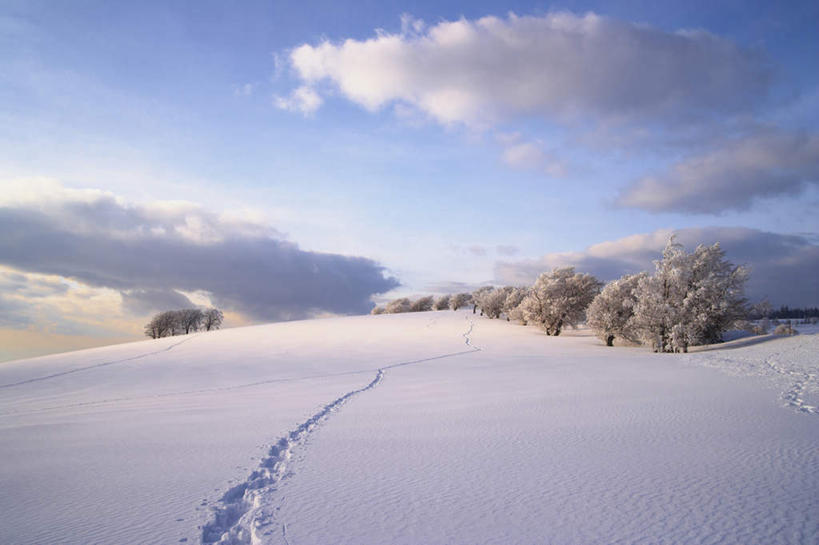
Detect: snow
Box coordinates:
(1, 311, 817, 544)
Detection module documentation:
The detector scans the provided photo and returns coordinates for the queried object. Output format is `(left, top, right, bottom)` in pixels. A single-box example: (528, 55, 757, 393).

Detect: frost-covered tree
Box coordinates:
(471, 286, 494, 315)
(632, 238, 748, 352)
(410, 296, 435, 312)
(522, 267, 602, 335)
(434, 295, 451, 310)
(385, 297, 412, 314)
(682, 243, 748, 345)
(503, 287, 529, 323)
(449, 292, 472, 311)
(587, 273, 646, 346)
(370, 306, 385, 315)
(475, 287, 511, 319)
(631, 239, 692, 352)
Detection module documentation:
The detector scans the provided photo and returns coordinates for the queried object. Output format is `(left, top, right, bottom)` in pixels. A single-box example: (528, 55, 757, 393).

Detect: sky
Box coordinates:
(1, 0, 817, 360)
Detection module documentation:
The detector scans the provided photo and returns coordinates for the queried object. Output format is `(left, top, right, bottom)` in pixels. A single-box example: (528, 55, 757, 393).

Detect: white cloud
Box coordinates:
(281, 12, 770, 128)
(618, 129, 819, 213)
(274, 85, 323, 116)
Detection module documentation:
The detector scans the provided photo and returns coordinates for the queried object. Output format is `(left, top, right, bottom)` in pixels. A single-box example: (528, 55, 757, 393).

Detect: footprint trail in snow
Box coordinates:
(201, 317, 480, 544)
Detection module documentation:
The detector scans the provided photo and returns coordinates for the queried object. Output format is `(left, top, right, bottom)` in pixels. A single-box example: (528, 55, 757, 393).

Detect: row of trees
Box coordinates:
(144, 308, 224, 339)
(374, 238, 750, 353)
(371, 293, 473, 315)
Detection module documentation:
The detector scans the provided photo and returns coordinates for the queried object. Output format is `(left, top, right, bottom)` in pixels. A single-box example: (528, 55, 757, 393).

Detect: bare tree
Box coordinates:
(202, 308, 224, 331)
(179, 308, 204, 334)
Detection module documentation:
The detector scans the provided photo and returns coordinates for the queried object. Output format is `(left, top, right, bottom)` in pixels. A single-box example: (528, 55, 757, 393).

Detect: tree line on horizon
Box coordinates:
(374, 238, 765, 353)
(144, 307, 224, 339)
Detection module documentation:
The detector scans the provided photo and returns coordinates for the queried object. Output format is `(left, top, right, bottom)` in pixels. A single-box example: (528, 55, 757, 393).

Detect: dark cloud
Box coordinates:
(0, 199, 399, 321)
(120, 289, 195, 316)
(496, 227, 819, 307)
(618, 130, 819, 213)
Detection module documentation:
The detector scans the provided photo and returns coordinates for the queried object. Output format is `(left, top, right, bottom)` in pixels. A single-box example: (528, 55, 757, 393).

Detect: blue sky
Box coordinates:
(1, 0, 818, 360)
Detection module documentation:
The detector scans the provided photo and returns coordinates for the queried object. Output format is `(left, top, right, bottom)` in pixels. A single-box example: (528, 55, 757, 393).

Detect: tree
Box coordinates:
(503, 287, 528, 323)
(449, 292, 472, 311)
(631, 238, 748, 352)
(370, 306, 386, 315)
(474, 287, 510, 319)
(631, 239, 691, 352)
(586, 273, 646, 346)
(178, 308, 204, 334)
(410, 296, 435, 312)
(202, 308, 224, 331)
(385, 297, 412, 313)
(521, 267, 601, 335)
(471, 286, 494, 315)
(433, 295, 451, 310)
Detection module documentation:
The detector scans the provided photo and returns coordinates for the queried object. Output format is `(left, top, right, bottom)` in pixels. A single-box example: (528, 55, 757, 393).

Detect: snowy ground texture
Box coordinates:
(0, 311, 817, 545)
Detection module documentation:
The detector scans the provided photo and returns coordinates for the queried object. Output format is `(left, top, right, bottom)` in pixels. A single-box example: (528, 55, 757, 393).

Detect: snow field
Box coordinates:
(0, 310, 817, 544)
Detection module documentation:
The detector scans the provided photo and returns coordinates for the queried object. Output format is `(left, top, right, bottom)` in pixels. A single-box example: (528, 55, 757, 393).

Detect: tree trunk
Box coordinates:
(606, 335, 614, 347)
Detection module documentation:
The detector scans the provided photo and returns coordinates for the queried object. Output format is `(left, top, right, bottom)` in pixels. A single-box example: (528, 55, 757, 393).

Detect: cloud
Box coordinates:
(496, 227, 819, 307)
(468, 245, 487, 257)
(281, 12, 770, 128)
(274, 85, 323, 115)
(618, 130, 819, 213)
(0, 181, 399, 323)
(495, 245, 520, 257)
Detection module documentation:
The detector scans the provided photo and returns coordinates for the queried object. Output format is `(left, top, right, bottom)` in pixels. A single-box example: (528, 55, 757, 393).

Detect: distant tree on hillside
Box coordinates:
(521, 267, 601, 335)
(449, 293, 472, 311)
(385, 298, 412, 314)
(202, 308, 224, 332)
(503, 287, 529, 323)
(410, 296, 435, 312)
(587, 273, 646, 346)
(434, 295, 451, 310)
(471, 286, 494, 315)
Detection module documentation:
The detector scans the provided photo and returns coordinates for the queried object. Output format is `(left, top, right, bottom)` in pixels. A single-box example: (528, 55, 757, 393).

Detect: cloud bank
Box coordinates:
(496, 227, 819, 307)
(0, 181, 399, 323)
(281, 12, 770, 127)
(619, 130, 819, 213)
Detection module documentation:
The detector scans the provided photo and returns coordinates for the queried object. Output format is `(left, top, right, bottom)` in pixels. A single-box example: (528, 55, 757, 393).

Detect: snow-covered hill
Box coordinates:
(1, 311, 817, 544)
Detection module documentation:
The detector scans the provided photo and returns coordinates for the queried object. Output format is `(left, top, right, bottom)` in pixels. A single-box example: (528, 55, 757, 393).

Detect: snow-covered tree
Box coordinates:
(522, 267, 602, 335)
(631, 239, 692, 352)
(371, 306, 385, 315)
(475, 287, 511, 319)
(503, 287, 529, 323)
(410, 296, 435, 312)
(434, 295, 451, 310)
(586, 272, 646, 346)
(449, 292, 472, 311)
(471, 286, 494, 315)
(632, 238, 748, 352)
(385, 297, 412, 314)
(682, 243, 748, 345)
